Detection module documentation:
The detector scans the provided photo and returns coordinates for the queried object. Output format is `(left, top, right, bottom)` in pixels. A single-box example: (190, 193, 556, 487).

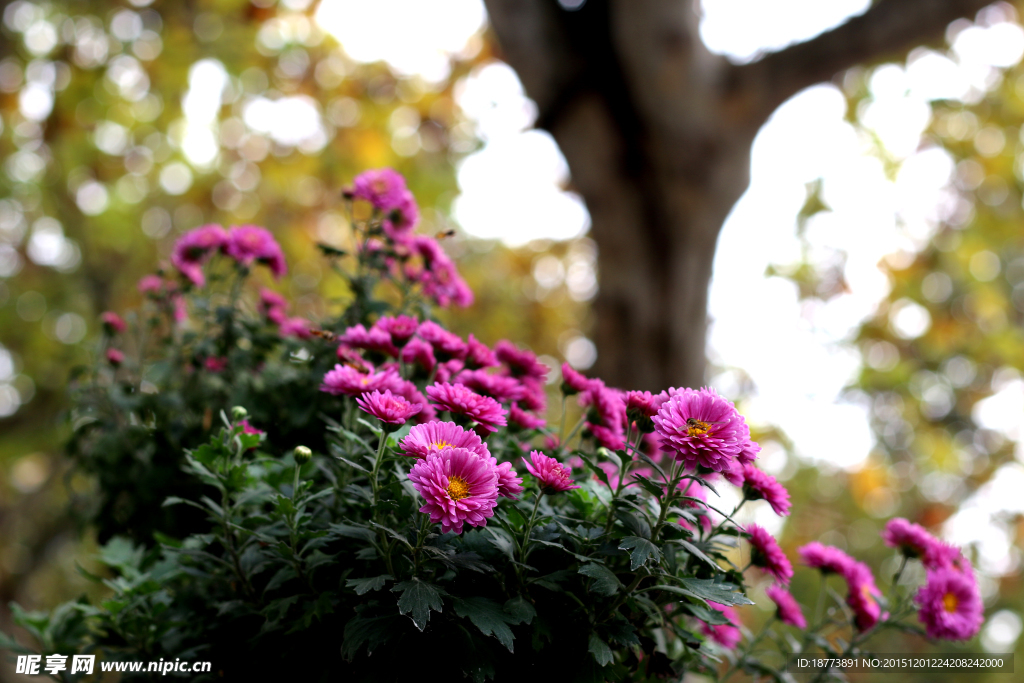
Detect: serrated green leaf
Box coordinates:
(676, 539, 719, 570)
(588, 633, 613, 666)
(346, 574, 394, 595)
(618, 536, 661, 570)
(578, 563, 621, 596)
(678, 577, 754, 606)
(392, 578, 445, 631)
(454, 597, 516, 652)
(503, 596, 536, 625)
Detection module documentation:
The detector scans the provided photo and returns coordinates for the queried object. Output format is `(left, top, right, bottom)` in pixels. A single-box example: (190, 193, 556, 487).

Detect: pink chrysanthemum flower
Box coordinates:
(280, 317, 312, 339)
(389, 378, 436, 423)
(351, 168, 409, 210)
(586, 423, 626, 450)
(416, 321, 467, 360)
(455, 369, 525, 403)
(560, 363, 593, 395)
(225, 225, 287, 277)
(465, 334, 498, 369)
(844, 561, 883, 631)
(320, 364, 399, 396)
(259, 288, 289, 324)
(653, 387, 756, 473)
(623, 391, 661, 419)
(400, 421, 489, 459)
(435, 359, 465, 384)
(916, 567, 984, 640)
(766, 585, 807, 628)
(494, 461, 524, 499)
(747, 524, 793, 584)
(171, 224, 229, 286)
(509, 403, 546, 430)
(106, 348, 124, 366)
(407, 236, 474, 308)
(741, 464, 791, 516)
(883, 518, 939, 560)
(701, 602, 741, 649)
(137, 274, 165, 294)
(495, 341, 548, 381)
(375, 315, 419, 345)
(340, 324, 399, 357)
(100, 311, 126, 334)
(382, 190, 419, 242)
(401, 338, 437, 374)
(923, 540, 974, 577)
(356, 390, 422, 425)
(798, 542, 857, 575)
(408, 447, 500, 534)
(524, 451, 580, 493)
(426, 382, 507, 433)
(204, 356, 228, 373)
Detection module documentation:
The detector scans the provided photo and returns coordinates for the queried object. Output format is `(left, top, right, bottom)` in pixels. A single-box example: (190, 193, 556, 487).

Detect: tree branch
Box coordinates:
(732, 0, 996, 124)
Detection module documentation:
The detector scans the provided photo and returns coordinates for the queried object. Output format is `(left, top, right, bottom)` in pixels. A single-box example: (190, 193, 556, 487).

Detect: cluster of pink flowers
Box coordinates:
(324, 317, 551, 432)
(798, 542, 883, 631)
(170, 224, 286, 287)
(403, 422, 524, 534)
(258, 288, 313, 339)
(883, 518, 984, 640)
(346, 169, 472, 309)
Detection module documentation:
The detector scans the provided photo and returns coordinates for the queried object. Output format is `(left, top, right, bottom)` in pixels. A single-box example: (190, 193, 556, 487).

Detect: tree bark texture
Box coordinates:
(484, 0, 995, 391)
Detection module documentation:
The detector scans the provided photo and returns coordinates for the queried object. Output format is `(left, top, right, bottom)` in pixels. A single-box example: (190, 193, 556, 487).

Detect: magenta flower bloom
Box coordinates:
(524, 451, 580, 493)
(653, 387, 755, 473)
(509, 403, 546, 430)
(798, 542, 856, 575)
(321, 364, 399, 396)
(426, 382, 507, 433)
(280, 317, 312, 339)
(375, 315, 419, 345)
(389, 378, 436, 423)
(560, 363, 593, 395)
(465, 334, 498, 368)
(356, 390, 422, 425)
(916, 567, 984, 640)
(701, 602, 741, 649)
(106, 348, 124, 366)
(494, 461, 524, 499)
(624, 391, 661, 419)
(225, 225, 287, 277)
(495, 340, 548, 381)
(766, 585, 807, 628)
(171, 224, 229, 286)
(401, 338, 437, 373)
(400, 421, 489, 459)
(137, 274, 165, 294)
(844, 561, 883, 631)
(351, 168, 408, 210)
(922, 540, 975, 577)
(456, 369, 525, 403)
(517, 376, 547, 413)
(204, 356, 228, 373)
(883, 518, 939, 560)
(740, 464, 791, 516)
(407, 447, 500, 534)
(417, 321, 467, 360)
(747, 524, 793, 584)
(587, 423, 626, 450)
(259, 288, 289, 324)
(382, 190, 419, 242)
(100, 311, 126, 334)
(340, 324, 399, 357)
(435, 359, 465, 384)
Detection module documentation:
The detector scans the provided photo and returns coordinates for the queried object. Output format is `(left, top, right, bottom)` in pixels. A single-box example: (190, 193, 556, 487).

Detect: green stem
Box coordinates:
(705, 498, 746, 542)
(813, 574, 828, 629)
(720, 616, 775, 683)
(519, 492, 544, 566)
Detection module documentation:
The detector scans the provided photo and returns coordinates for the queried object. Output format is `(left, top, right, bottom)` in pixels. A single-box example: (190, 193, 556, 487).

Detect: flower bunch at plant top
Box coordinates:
(6, 169, 989, 683)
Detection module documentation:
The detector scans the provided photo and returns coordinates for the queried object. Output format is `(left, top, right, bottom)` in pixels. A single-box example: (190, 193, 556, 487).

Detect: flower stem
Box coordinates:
(720, 616, 775, 683)
(520, 491, 544, 566)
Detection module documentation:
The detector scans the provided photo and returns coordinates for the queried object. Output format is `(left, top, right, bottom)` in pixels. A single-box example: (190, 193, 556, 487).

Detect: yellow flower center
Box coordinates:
(446, 475, 470, 501)
(431, 441, 451, 450)
(686, 418, 711, 437)
(360, 377, 369, 385)
(943, 592, 959, 613)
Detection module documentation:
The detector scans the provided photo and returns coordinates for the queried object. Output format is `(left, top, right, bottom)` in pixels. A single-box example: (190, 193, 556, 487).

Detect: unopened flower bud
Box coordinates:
(293, 446, 312, 465)
(231, 406, 248, 421)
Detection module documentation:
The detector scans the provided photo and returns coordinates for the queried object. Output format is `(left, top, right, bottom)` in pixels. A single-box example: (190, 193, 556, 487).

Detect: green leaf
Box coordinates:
(676, 539, 719, 570)
(346, 574, 394, 595)
(341, 614, 399, 661)
(632, 474, 667, 499)
(454, 597, 516, 652)
(503, 596, 536, 626)
(616, 510, 651, 539)
(578, 563, 621, 597)
(618, 536, 661, 570)
(588, 633, 613, 667)
(392, 578, 445, 631)
(677, 577, 754, 606)
(329, 523, 375, 542)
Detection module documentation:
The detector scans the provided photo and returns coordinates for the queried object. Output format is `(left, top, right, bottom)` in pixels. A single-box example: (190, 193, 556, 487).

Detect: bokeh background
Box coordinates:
(0, 0, 1022, 680)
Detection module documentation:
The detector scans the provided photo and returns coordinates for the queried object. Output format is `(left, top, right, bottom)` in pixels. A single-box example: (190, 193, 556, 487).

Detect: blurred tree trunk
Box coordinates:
(484, 0, 994, 390)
